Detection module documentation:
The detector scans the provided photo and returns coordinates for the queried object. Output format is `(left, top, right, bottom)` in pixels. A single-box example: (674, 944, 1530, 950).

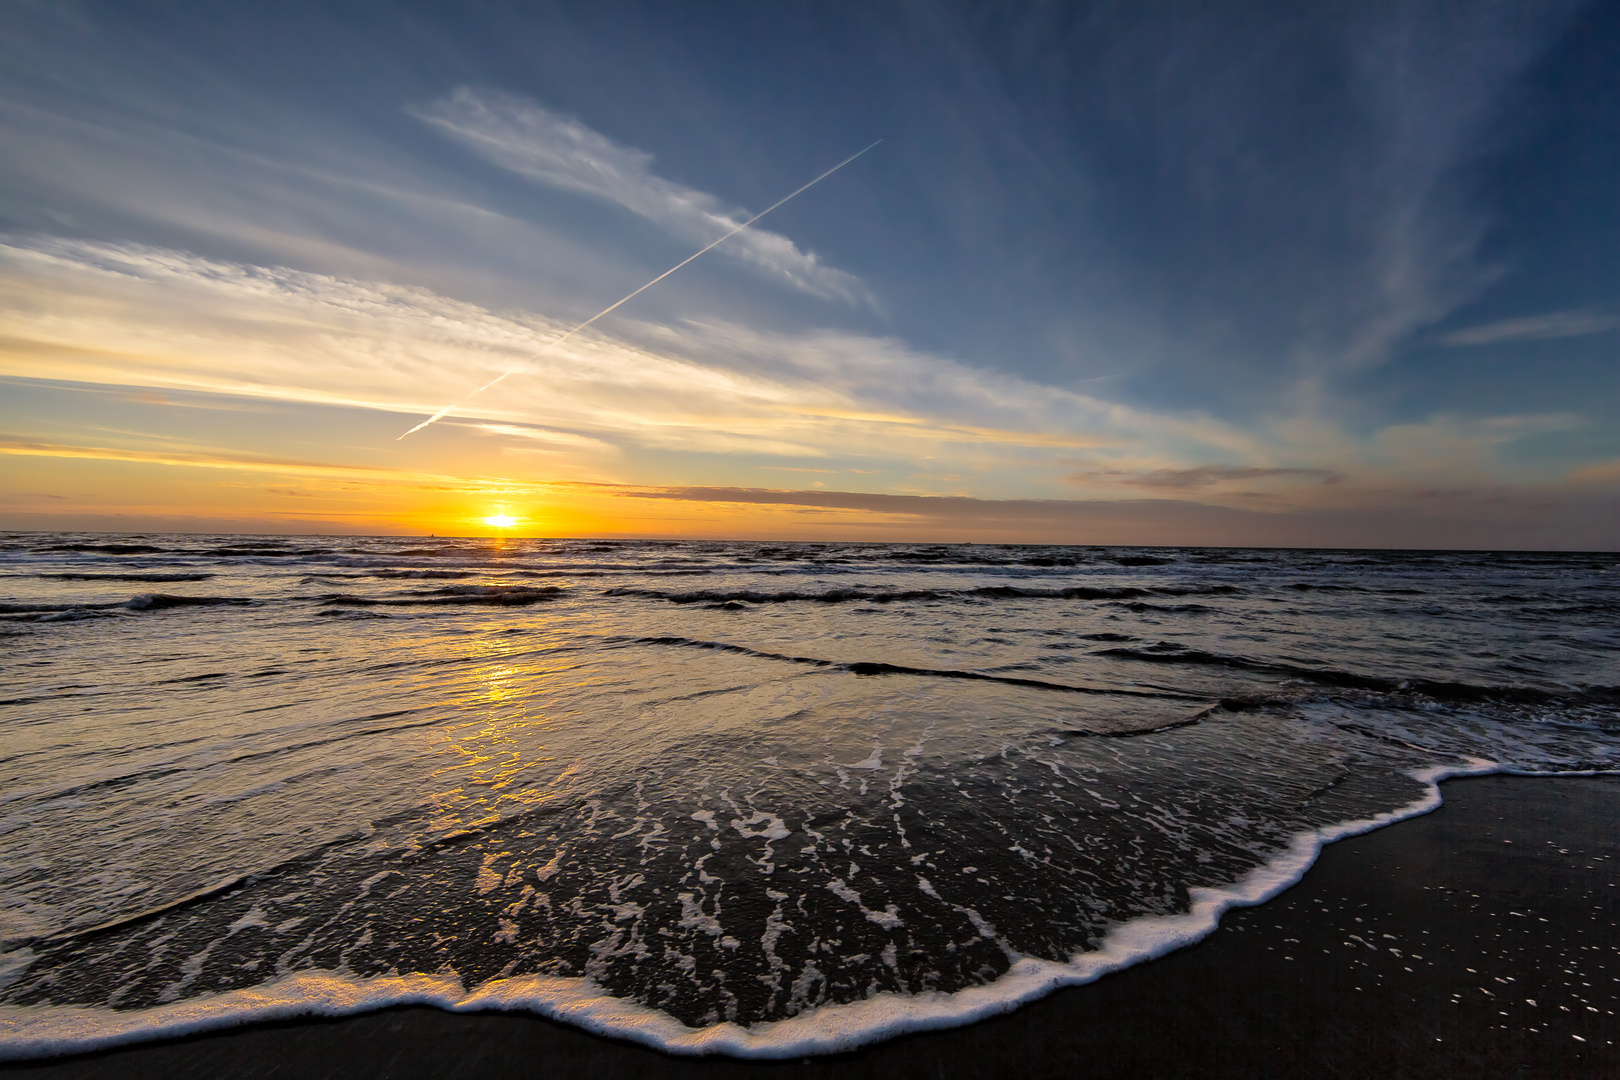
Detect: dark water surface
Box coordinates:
(1, 535, 1615, 1056)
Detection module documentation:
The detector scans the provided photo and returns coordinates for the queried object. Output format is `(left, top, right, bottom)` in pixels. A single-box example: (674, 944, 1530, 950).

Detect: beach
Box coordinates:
(5, 773, 1614, 1078)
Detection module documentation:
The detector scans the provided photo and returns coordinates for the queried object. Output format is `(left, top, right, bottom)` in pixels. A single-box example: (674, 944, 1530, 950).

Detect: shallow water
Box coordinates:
(1, 534, 1616, 1056)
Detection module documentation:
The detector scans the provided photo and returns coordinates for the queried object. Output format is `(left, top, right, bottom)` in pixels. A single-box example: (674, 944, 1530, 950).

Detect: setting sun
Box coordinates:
(483, 513, 516, 529)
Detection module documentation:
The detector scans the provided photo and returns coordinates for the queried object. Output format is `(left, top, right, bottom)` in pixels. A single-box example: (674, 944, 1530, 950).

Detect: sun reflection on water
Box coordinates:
(418, 627, 575, 839)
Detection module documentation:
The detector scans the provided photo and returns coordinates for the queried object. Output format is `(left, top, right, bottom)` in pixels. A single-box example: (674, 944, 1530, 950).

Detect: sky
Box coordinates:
(1, 0, 1615, 547)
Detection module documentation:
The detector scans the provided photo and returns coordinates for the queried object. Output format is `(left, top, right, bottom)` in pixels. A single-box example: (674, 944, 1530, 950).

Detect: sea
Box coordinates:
(0, 533, 1616, 1058)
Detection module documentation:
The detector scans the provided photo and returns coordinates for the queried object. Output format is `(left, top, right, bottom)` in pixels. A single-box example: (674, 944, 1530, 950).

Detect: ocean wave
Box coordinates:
(198, 547, 333, 558)
(365, 569, 477, 580)
(1096, 645, 1620, 706)
(320, 585, 566, 607)
(0, 607, 128, 624)
(618, 634, 1206, 700)
(124, 594, 254, 611)
(40, 543, 168, 555)
(602, 584, 1238, 605)
(37, 573, 216, 582)
(0, 601, 122, 615)
(0, 760, 1512, 1062)
(607, 587, 948, 604)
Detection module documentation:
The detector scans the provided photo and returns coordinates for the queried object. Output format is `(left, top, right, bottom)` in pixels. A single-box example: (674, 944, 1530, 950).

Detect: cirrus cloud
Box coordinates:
(1440, 309, 1620, 347)
(412, 88, 871, 306)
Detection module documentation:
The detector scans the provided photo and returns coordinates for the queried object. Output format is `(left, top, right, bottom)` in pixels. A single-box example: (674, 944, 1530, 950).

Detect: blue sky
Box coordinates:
(0, 0, 1615, 545)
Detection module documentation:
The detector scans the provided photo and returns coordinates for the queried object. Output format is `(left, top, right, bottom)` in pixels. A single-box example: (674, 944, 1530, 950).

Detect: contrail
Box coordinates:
(398, 138, 884, 439)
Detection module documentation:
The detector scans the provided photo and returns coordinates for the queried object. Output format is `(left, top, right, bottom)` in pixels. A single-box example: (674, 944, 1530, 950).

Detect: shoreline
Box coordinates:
(0, 761, 1487, 1062)
(4, 773, 1618, 1077)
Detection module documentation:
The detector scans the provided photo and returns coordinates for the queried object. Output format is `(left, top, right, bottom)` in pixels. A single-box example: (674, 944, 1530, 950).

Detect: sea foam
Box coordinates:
(0, 759, 1503, 1062)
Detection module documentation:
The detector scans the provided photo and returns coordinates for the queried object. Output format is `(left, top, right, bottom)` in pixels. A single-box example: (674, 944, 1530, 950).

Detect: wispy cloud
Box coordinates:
(0, 236, 1143, 472)
(2, 235, 1599, 513)
(984, 0, 1587, 405)
(1067, 465, 1336, 490)
(0, 435, 455, 484)
(1565, 460, 1620, 486)
(412, 88, 870, 305)
(1441, 309, 1620, 347)
(470, 423, 618, 453)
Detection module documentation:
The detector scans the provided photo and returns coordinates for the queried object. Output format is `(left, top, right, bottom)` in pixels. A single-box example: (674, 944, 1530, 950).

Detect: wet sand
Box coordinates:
(4, 773, 1617, 1079)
